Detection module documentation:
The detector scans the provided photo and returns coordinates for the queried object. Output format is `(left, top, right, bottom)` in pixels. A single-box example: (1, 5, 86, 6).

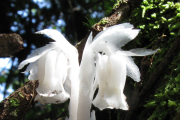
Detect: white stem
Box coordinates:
(77, 47, 95, 120)
(68, 51, 80, 120)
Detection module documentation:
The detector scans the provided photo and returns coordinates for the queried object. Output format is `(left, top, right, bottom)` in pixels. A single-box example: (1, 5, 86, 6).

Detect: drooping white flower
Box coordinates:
(18, 29, 80, 105)
(91, 23, 157, 110)
(92, 53, 128, 110)
(77, 23, 157, 119)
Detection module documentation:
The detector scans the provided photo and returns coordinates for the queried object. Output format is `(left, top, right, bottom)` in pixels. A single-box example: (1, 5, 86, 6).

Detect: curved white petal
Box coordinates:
(36, 29, 75, 53)
(93, 54, 128, 110)
(93, 23, 134, 41)
(22, 60, 39, 80)
(119, 48, 157, 56)
(18, 43, 57, 70)
(28, 67, 38, 80)
(23, 60, 37, 73)
(126, 56, 141, 82)
(90, 24, 140, 53)
(36, 29, 67, 43)
(86, 32, 93, 47)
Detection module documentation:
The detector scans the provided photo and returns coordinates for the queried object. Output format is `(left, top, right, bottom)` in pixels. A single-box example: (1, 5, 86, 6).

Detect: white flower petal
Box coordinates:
(93, 23, 134, 41)
(120, 48, 157, 56)
(126, 56, 141, 82)
(90, 23, 140, 53)
(64, 76, 71, 95)
(28, 66, 38, 80)
(35, 29, 66, 43)
(93, 54, 128, 110)
(85, 32, 93, 47)
(22, 60, 39, 81)
(22, 60, 37, 73)
(35, 29, 75, 53)
(18, 43, 56, 70)
(55, 52, 68, 84)
(36, 50, 61, 97)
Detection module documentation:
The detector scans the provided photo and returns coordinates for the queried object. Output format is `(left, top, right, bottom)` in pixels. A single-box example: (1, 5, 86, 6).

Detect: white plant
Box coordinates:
(19, 23, 157, 120)
(18, 29, 80, 119)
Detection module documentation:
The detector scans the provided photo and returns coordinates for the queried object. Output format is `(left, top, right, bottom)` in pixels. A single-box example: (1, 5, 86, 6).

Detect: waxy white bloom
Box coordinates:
(90, 23, 157, 110)
(77, 23, 157, 120)
(18, 29, 79, 105)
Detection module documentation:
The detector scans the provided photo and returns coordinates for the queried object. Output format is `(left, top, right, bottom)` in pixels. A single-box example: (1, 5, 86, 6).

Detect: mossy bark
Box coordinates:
(0, 80, 38, 120)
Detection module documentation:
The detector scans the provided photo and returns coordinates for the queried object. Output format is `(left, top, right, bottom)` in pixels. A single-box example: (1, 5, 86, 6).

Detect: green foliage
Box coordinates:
(9, 98, 20, 107)
(130, 0, 180, 43)
(0, 76, 6, 84)
(11, 109, 19, 117)
(113, 0, 127, 9)
(18, 92, 24, 98)
(127, 0, 180, 119)
(99, 17, 109, 25)
(83, 16, 99, 28)
(143, 73, 180, 119)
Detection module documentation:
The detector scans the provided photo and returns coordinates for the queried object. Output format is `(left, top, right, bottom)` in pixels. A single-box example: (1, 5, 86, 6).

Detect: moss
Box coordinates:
(113, 0, 127, 9)
(127, 0, 180, 119)
(113, 0, 121, 9)
(9, 97, 20, 107)
(168, 100, 177, 107)
(18, 92, 24, 98)
(11, 109, 19, 117)
(99, 17, 109, 25)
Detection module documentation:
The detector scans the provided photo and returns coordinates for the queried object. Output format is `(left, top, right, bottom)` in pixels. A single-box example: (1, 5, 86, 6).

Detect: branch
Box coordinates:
(0, 80, 38, 120)
(0, 33, 23, 57)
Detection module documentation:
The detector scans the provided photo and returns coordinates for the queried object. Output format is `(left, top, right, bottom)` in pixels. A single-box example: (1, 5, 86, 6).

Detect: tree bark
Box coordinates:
(0, 80, 38, 120)
(125, 37, 180, 120)
(0, 33, 23, 57)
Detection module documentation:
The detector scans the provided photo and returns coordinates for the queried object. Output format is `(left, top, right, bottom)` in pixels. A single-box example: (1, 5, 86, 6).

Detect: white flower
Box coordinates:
(91, 23, 157, 110)
(18, 29, 79, 105)
(77, 23, 157, 119)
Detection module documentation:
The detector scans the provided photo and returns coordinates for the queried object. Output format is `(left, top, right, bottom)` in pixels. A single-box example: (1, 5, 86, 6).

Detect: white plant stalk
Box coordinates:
(77, 32, 96, 120)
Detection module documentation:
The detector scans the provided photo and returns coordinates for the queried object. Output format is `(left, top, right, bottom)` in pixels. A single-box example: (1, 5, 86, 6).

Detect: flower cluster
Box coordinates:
(19, 23, 157, 120)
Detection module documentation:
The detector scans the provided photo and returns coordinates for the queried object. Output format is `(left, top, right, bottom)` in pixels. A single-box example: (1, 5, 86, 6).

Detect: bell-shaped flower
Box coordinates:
(91, 23, 157, 110)
(77, 23, 157, 120)
(18, 29, 79, 105)
(92, 53, 128, 110)
(90, 23, 157, 110)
